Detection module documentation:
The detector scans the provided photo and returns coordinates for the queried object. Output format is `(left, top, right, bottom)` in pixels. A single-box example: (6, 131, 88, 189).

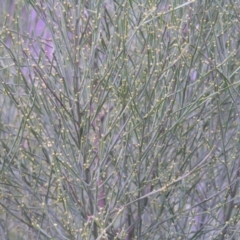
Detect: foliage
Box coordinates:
(0, 0, 240, 239)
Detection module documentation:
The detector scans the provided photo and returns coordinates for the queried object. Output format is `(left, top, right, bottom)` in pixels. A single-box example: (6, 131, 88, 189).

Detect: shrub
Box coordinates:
(0, 0, 240, 239)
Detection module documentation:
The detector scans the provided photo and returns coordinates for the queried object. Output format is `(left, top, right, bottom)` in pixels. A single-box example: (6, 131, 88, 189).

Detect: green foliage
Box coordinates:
(0, 0, 240, 239)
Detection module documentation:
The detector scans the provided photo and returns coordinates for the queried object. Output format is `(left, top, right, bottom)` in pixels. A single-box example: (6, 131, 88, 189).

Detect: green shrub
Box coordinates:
(0, 0, 240, 239)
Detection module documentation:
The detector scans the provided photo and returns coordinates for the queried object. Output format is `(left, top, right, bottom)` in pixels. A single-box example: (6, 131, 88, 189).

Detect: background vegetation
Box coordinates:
(0, 0, 240, 239)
